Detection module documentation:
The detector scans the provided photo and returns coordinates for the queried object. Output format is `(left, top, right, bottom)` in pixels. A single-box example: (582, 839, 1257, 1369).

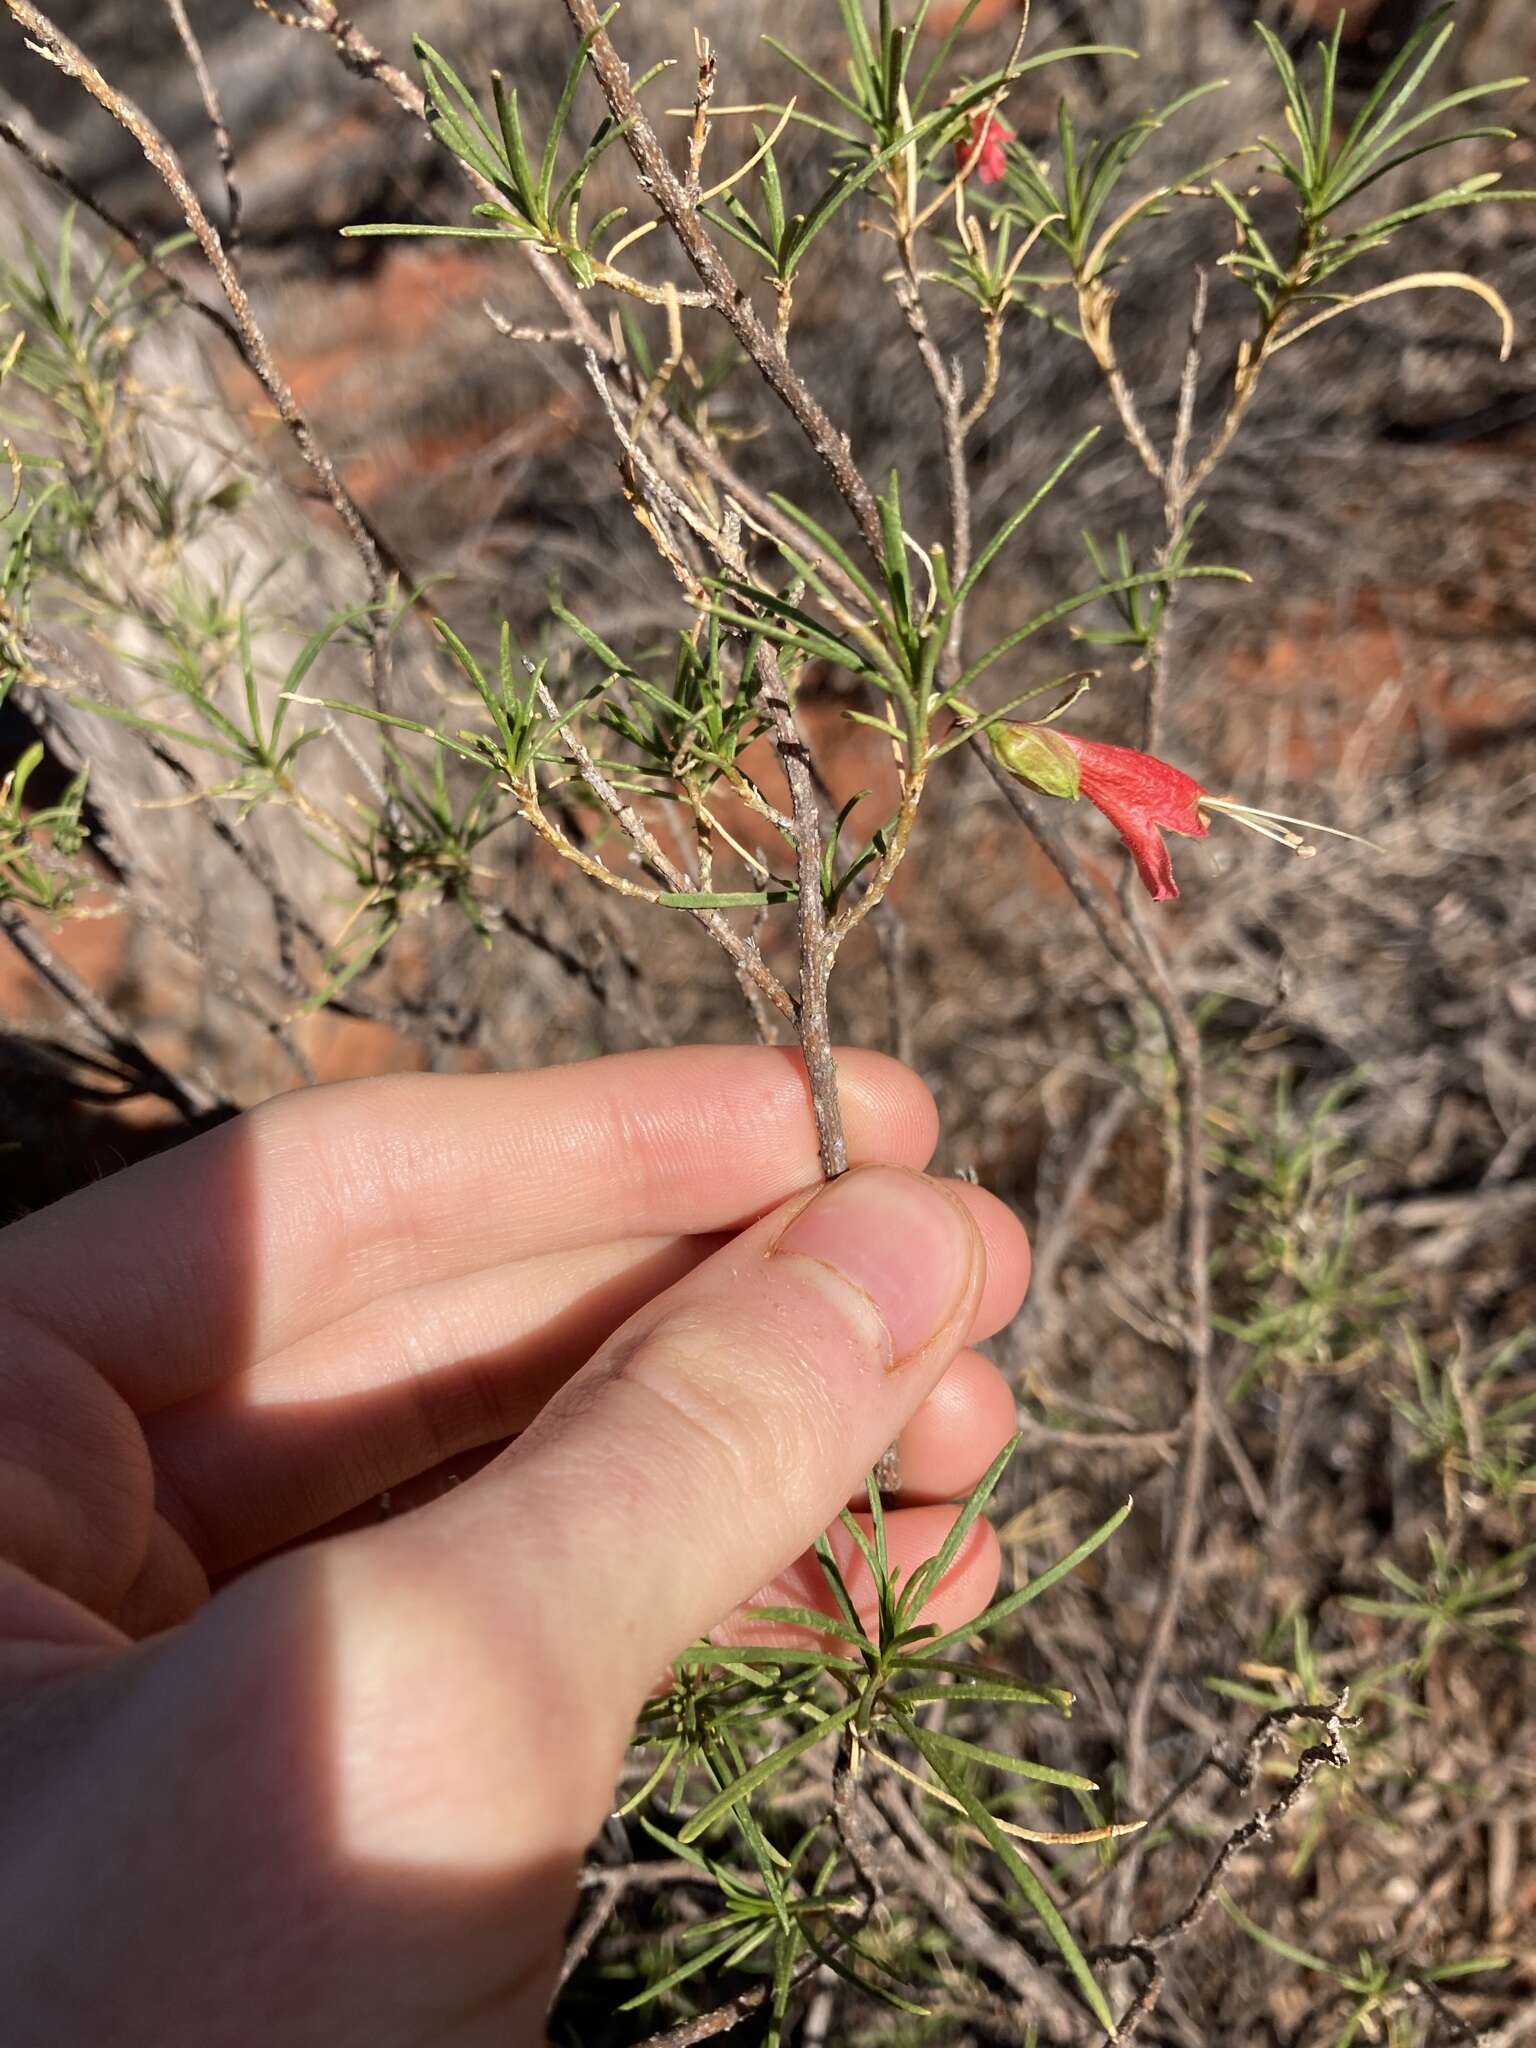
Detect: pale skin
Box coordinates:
(0, 1045, 1029, 2046)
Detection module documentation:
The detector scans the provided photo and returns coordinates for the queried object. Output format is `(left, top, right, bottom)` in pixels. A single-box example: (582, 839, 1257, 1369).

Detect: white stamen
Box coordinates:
(1200, 795, 1379, 851)
(1200, 798, 1309, 852)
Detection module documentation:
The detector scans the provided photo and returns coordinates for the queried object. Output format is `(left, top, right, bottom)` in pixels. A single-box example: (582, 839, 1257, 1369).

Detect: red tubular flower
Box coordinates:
(990, 721, 1362, 903)
(1053, 730, 1208, 903)
(957, 108, 1014, 185)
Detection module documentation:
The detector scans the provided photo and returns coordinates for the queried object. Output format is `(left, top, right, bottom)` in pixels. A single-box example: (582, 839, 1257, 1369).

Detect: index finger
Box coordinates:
(1, 1046, 938, 1414)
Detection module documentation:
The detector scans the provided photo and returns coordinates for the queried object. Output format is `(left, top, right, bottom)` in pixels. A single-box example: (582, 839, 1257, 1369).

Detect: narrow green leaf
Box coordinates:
(656, 887, 798, 910)
(836, 0, 878, 103)
(740, 1603, 874, 1649)
(909, 1722, 1097, 1791)
(766, 492, 888, 617)
(1254, 22, 1318, 189)
(1218, 1891, 1339, 1976)
(618, 1927, 767, 2010)
(956, 428, 1100, 606)
(877, 471, 909, 630)
(814, 1528, 867, 1639)
(679, 1698, 861, 1841)
(341, 224, 528, 241)
(237, 612, 262, 750)
(952, 567, 1246, 698)
(897, 1435, 1019, 1630)
(920, 1496, 1134, 1657)
(1336, 2, 1454, 171)
(1327, 119, 1518, 210)
(896, 1667, 1074, 1712)
(540, 4, 618, 207)
(763, 37, 867, 122)
(914, 0, 997, 112)
(1318, 13, 1344, 159)
(907, 1720, 1116, 2033)
(707, 196, 775, 265)
(67, 696, 245, 762)
(414, 37, 501, 152)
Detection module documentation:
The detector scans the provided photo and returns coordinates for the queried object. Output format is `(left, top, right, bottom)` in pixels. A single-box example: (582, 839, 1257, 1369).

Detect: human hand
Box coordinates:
(0, 1046, 1028, 2046)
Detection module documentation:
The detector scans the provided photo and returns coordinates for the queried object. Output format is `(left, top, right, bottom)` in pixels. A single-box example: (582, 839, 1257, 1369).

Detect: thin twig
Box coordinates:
(533, 682, 793, 1024)
(560, 0, 882, 560)
(575, 344, 843, 1163)
(757, 644, 846, 1176)
(868, 1777, 1092, 2041)
(832, 1736, 885, 1914)
(0, 114, 246, 358)
(1079, 277, 1165, 487)
(0, 901, 214, 1116)
(560, 1859, 705, 1992)
(978, 761, 1216, 1886)
(1027, 1083, 1138, 1318)
(160, 0, 242, 258)
(1098, 1699, 1354, 2041)
(1141, 268, 1210, 753)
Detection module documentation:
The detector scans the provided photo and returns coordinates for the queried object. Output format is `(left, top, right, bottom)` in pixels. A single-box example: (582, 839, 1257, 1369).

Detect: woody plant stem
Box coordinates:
(557, 4, 1224, 1840)
(561, 0, 878, 1180)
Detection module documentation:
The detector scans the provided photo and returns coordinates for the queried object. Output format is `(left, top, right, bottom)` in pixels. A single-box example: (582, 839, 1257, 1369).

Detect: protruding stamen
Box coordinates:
(1200, 795, 1379, 852)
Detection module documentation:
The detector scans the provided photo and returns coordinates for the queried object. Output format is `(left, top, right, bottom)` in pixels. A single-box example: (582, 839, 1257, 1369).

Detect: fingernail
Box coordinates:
(770, 1167, 976, 1367)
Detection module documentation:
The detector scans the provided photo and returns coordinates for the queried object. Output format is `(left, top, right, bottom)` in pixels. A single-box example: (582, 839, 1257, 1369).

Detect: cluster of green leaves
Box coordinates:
(989, 80, 1230, 288)
(1205, 1555, 1531, 2041)
(1213, 1075, 1402, 1395)
(702, 120, 865, 294)
(724, 2, 1128, 316)
(88, 607, 343, 810)
(367, 4, 1118, 310)
(711, 436, 1240, 774)
(1212, 1540, 1523, 2032)
(390, 616, 614, 785)
(0, 214, 273, 717)
(342, 15, 648, 284)
(0, 722, 87, 915)
(338, 465, 1237, 919)
(320, 738, 507, 999)
(930, 205, 1064, 325)
(594, 1443, 1131, 2042)
(1387, 1326, 1536, 1513)
(0, 213, 500, 1018)
(1076, 516, 1207, 659)
(317, 608, 800, 909)
(554, 606, 769, 797)
(920, 0, 1531, 379)
(767, 0, 1112, 161)
(0, 208, 233, 563)
(1208, 1543, 1527, 2012)
(1218, 1891, 1508, 2048)
(1, 284, 87, 916)
(1344, 1531, 1533, 1676)
(1204, 1056, 1532, 2008)
(2, 208, 150, 489)
(362, 5, 1095, 300)
(1205, 1613, 1400, 1882)
(1223, 3, 1534, 322)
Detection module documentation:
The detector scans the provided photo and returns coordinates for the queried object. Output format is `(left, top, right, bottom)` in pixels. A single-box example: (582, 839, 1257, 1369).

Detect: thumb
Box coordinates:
(436, 1163, 983, 1717)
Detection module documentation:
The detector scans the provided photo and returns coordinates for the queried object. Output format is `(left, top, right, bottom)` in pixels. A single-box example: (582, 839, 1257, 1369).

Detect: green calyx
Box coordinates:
(989, 721, 1081, 801)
